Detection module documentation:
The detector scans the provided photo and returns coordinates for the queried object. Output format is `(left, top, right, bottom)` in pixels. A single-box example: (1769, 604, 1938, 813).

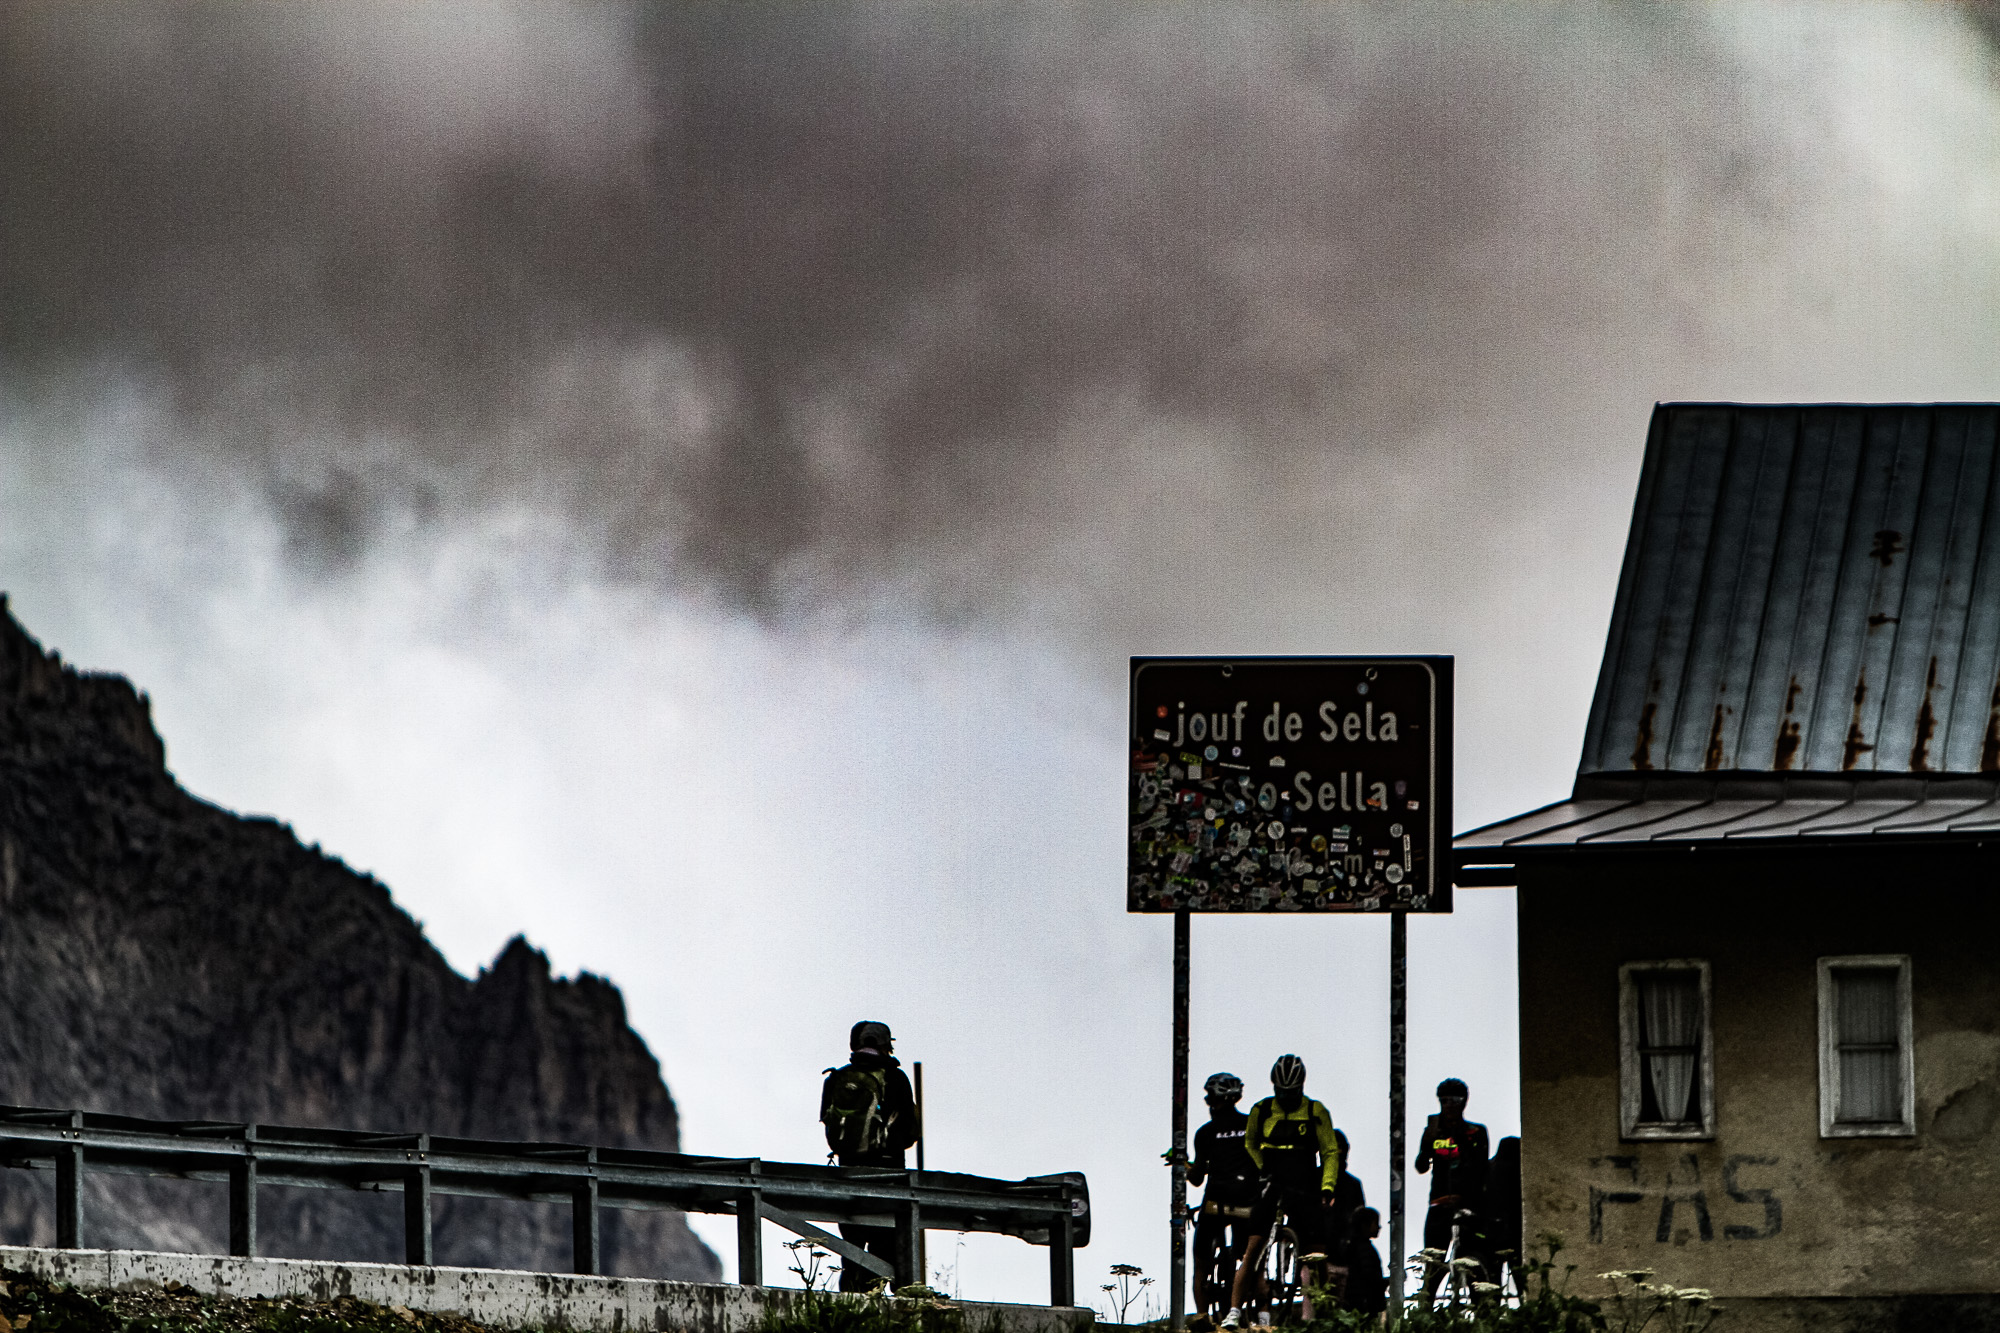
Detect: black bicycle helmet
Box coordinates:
(1204, 1072, 1244, 1102)
(1271, 1054, 1307, 1090)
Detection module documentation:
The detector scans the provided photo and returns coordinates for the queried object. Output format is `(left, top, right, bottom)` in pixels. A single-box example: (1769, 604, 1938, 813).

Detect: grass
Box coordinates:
(1, 1269, 496, 1333)
(752, 1242, 1055, 1333)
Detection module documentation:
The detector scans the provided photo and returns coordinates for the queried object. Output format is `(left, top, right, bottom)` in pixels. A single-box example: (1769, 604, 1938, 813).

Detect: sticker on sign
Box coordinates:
(1128, 657, 1453, 913)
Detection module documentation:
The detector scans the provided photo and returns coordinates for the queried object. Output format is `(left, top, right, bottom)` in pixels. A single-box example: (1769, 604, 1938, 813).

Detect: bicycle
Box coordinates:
(1419, 1207, 1490, 1312)
(1193, 1201, 1253, 1318)
(1259, 1223, 1300, 1324)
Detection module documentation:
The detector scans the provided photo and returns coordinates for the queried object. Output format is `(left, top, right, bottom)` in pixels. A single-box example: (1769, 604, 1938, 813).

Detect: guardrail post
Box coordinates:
(404, 1134, 433, 1266)
(229, 1124, 258, 1257)
(55, 1111, 83, 1249)
(573, 1149, 600, 1276)
(894, 1183, 922, 1291)
(1048, 1195, 1075, 1308)
(736, 1160, 763, 1287)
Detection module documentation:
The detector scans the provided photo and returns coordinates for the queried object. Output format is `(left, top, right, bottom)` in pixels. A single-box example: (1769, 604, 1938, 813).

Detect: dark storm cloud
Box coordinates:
(3, 3, 1796, 605)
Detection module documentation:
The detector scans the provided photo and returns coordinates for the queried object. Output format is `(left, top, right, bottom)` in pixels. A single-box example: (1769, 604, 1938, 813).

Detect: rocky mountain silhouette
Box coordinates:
(0, 596, 718, 1279)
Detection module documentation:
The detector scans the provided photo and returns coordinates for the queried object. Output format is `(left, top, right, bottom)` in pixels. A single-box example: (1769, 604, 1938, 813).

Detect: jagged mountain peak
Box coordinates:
(0, 596, 716, 1278)
(0, 595, 167, 771)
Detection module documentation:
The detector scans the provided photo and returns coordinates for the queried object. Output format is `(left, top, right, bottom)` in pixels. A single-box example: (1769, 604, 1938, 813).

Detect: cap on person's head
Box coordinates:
(1271, 1054, 1307, 1090)
(1436, 1077, 1468, 1099)
(851, 1020, 893, 1051)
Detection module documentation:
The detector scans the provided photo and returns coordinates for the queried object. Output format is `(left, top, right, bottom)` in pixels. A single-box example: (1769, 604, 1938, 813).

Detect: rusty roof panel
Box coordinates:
(1579, 403, 2000, 777)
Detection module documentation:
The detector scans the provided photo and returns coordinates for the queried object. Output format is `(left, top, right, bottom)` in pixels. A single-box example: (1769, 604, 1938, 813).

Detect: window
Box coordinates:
(1618, 960, 1714, 1139)
(1818, 955, 1914, 1137)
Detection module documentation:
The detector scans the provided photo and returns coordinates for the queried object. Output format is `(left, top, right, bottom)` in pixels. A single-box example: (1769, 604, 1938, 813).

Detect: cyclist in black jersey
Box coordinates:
(1415, 1077, 1490, 1307)
(1222, 1055, 1342, 1329)
(1188, 1072, 1255, 1316)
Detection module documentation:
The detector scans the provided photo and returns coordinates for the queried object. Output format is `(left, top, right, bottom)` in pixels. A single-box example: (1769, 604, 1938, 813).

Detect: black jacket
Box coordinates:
(1342, 1238, 1386, 1314)
(1329, 1168, 1366, 1234)
(1484, 1136, 1522, 1248)
(821, 1049, 920, 1167)
(1188, 1110, 1257, 1205)
(1415, 1114, 1490, 1204)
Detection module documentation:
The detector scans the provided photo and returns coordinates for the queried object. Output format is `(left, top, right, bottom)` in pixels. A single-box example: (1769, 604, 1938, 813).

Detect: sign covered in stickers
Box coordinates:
(1128, 657, 1453, 913)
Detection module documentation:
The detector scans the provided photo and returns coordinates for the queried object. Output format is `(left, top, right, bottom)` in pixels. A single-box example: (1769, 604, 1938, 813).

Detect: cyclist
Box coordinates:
(1221, 1055, 1341, 1329)
(1415, 1077, 1490, 1306)
(1188, 1072, 1256, 1316)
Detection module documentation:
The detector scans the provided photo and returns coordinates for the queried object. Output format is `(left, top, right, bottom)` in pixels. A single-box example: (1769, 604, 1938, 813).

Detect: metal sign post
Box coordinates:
(1170, 910, 1191, 1330)
(1389, 910, 1407, 1320)
(915, 1061, 927, 1286)
(1128, 657, 1451, 1328)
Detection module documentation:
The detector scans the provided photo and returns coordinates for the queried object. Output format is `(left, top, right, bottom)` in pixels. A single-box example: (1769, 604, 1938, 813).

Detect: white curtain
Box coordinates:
(1836, 969, 1901, 1122)
(1639, 971, 1700, 1123)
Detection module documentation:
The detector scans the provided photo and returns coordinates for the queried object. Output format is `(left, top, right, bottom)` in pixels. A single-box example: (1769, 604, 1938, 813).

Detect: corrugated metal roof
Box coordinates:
(1455, 775, 2000, 860)
(1580, 402, 2000, 776)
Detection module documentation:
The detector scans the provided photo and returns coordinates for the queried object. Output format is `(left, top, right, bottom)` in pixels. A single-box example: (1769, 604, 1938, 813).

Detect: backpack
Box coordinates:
(821, 1063, 892, 1158)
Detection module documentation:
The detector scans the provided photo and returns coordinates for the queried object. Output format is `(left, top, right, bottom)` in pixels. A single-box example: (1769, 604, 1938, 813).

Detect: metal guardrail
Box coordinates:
(0, 1106, 1090, 1306)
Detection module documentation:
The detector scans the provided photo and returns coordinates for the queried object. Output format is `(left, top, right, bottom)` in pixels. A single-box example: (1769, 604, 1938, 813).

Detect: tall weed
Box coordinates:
(1297, 1236, 1716, 1333)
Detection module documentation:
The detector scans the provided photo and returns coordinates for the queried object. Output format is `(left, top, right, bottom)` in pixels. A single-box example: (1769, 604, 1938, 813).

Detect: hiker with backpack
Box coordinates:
(820, 1019, 921, 1291)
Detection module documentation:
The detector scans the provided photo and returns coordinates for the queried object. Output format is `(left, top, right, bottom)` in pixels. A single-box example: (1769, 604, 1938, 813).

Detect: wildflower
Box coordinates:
(1110, 1264, 1144, 1277)
(1678, 1290, 1713, 1302)
(1450, 1257, 1484, 1272)
(1470, 1283, 1501, 1294)
(1598, 1269, 1654, 1283)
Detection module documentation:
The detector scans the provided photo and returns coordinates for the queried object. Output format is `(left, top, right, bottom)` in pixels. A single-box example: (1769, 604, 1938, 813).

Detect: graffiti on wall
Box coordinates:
(1587, 1154, 1782, 1243)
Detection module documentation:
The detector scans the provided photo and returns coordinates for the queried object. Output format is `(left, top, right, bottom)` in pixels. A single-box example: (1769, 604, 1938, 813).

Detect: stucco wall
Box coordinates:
(1517, 846, 2000, 1313)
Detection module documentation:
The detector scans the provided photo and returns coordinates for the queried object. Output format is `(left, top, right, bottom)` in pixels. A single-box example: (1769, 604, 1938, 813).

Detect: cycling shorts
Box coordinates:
(1192, 1208, 1247, 1271)
(1248, 1182, 1329, 1253)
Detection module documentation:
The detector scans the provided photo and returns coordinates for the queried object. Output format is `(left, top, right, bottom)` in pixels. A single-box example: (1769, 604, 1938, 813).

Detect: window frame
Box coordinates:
(1817, 954, 1915, 1138)
(1617, 959, 1715, 1141)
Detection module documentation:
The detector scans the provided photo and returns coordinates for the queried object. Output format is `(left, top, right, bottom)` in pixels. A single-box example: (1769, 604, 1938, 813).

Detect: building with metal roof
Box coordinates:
(1454, 404, 2000, 1329)
(1460, 402, 2000, 874)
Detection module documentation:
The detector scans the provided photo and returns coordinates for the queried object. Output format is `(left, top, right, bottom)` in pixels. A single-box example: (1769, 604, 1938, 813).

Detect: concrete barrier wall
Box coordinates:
(0, 1247, 1093, 1333)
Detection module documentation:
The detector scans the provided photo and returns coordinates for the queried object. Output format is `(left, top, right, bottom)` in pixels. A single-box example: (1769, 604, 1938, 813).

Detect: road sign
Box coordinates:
(1128, 656, 1452, 913)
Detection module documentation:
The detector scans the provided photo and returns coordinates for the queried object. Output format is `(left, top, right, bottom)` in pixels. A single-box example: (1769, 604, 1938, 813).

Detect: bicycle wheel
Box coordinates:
(1262, 1225, 1299, 1324)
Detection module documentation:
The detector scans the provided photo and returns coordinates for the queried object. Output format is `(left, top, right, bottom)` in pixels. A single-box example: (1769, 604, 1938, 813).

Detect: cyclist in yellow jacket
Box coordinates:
(1221, 1055, 1342, 1328)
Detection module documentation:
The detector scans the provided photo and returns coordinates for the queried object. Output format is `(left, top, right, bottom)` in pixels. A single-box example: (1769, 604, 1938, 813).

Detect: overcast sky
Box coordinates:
(6, 0, 2000, 1309)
